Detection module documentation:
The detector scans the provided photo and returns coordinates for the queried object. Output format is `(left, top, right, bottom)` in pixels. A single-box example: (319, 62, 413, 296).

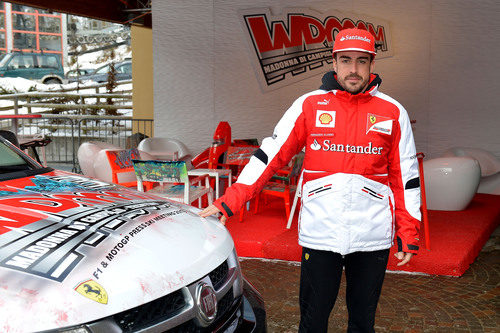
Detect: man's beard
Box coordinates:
(339, 74, 369, 95)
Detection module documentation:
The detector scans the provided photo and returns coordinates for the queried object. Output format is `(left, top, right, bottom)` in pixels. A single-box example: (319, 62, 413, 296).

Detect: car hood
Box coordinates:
(0, 170, 233, 332)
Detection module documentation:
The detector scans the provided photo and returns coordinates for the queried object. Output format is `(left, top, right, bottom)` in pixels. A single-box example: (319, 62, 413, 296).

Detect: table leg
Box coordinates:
(215, 174, 220, 199)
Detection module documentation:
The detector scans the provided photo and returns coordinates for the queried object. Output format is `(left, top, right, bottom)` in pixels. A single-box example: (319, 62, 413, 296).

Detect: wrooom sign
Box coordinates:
(239, 8, 393, 92)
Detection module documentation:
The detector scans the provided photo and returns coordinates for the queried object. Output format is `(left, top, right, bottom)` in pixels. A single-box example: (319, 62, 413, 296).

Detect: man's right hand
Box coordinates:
(198, 204, 227, 225)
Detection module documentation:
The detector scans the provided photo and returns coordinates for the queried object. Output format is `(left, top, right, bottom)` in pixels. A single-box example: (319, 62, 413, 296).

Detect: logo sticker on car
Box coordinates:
(75, 279, 108, 304)
(195, 282, 217, 326)
(0, 199, 172, 282)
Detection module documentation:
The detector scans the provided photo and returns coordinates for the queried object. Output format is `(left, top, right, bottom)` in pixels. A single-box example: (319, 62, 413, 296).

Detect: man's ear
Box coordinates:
(332, 55, 338, 72)
(370, 58, 375, 73)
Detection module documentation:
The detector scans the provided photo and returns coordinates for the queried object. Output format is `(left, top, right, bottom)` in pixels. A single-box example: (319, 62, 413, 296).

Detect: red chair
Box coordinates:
(105, 148, 153, 191)
(105, 149, 141, 188)
(208, 121, 232, 169)
(254, 152, 304, 223)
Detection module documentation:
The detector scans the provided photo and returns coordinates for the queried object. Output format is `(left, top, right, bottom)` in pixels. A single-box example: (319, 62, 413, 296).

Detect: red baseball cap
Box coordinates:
(332, 28, 376, 56)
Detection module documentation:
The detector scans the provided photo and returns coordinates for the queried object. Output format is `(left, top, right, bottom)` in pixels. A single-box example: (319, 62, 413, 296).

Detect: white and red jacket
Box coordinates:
(214, 72, 421, 255)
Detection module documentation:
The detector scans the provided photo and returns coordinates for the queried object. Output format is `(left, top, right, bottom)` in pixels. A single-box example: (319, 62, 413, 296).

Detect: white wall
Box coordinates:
(152, 0, 500, 159)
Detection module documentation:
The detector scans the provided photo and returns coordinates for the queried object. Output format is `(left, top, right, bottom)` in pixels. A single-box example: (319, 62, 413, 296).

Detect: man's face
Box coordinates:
(332, 51, 375, 94)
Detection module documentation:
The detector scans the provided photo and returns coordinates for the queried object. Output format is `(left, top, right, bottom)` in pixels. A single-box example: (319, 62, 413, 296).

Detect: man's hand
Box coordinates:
(394, 251, 413, 266)
(198, 204, 227, 225)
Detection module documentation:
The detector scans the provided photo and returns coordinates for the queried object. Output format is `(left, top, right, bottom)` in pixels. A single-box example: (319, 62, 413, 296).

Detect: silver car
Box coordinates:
(0, 132, 266, 332)
(76, 60, 132, 83)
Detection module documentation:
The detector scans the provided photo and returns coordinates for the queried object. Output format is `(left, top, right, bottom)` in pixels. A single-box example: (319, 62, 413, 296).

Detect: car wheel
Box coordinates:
(44, 78, 62, 85)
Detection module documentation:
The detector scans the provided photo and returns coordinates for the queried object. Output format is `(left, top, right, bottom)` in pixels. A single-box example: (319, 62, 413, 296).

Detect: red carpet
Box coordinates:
(225, 193, 500, 276)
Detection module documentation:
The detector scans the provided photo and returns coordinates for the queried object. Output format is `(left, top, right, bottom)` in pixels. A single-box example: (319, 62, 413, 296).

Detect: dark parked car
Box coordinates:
(66, 68, 94, 83)
(76, 60, 132, 83)
(0, 52, 65, 84)
(0, 131, 267, 332)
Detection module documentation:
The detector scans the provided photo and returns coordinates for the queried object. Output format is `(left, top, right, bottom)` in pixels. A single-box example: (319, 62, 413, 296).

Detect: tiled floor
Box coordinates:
(240, 226, 500, 332)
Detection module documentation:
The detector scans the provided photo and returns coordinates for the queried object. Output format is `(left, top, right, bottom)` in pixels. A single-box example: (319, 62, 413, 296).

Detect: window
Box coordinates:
(37, 54, 58, 69)
(11, 4, 36, 13)
(39, 16, 61, 33)
(12, 13, 36, 31)
(0, 53, 11, 67)
(13, 32, 36, 49)
(0, 140, 36, 175)
(39, 34, 61, 51)
(10, 5, 63, 58)
(118, 63, 131, 73)
(95, 64, 110, 74)
(7, 54, 34, 69)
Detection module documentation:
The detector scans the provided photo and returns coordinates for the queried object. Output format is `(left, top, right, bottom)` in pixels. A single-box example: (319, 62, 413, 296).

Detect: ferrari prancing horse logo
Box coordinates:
(75, 279, 108, 304)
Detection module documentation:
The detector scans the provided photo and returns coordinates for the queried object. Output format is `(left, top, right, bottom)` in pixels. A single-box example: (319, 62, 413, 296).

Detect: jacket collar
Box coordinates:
(319, 71, 381, 99)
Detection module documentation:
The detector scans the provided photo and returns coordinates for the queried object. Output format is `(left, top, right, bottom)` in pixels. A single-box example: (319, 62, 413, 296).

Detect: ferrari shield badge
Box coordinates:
(366, 113, 393, 135)
(75, 279, 108, 304)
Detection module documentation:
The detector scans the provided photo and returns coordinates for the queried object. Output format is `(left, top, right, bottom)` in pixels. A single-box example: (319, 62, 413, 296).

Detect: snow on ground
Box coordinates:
(0, 77, 108, 94)
(0, 76, 131, 94)
(0, 77, 132, 115)
(0, 77, 46, 93)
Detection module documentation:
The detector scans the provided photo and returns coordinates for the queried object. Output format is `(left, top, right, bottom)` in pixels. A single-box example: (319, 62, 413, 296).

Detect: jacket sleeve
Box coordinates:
(213, 94, 309, 218)
(388, 106, 421, 254)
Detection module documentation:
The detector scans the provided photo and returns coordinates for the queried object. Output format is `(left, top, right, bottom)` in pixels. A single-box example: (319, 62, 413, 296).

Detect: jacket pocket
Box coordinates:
(299, 173, 348, 245)
(350, 176, 393, 246)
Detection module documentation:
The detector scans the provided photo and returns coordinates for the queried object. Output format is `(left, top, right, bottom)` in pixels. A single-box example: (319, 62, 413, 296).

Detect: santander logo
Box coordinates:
(340, 35, 371, 43)
(310, 139, 322, 151)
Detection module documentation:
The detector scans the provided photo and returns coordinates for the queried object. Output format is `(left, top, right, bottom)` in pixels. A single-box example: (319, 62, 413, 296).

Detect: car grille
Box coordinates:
(215, 287, 235, 321)
(209, 260, 229, 290)
(111, 260, 231, 332)
(168, 288, 240, 333)
(114, 288, 186, 332)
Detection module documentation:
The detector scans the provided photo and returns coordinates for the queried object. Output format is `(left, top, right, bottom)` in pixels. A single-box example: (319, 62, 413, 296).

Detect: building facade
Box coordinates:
(0, 2, 67, 63)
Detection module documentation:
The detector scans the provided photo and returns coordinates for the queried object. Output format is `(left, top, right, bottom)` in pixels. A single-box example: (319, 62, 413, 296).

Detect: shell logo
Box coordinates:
(319, 113, 333, 125)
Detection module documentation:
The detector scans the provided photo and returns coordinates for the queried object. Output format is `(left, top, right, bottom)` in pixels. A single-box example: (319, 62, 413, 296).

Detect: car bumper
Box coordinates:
(239, 278, 267, 332)
(210, 277, 267, 333)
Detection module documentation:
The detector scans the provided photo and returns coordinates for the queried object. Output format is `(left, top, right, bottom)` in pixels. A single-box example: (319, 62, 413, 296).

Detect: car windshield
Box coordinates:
(95, 64, 110, 74)
(0, 139, 40, 175)
(0, 54, 12, 67)
(117, 63, 131, 73)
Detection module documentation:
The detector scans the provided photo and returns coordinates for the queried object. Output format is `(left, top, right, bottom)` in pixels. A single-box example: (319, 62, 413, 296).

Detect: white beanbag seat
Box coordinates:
(441, 147, 500, 194)
(77, 141, 120, 177)
(423, 157, 481, 211)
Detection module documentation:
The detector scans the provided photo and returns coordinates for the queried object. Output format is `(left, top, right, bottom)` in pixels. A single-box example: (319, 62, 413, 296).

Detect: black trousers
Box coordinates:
(298, 247, 390, 333)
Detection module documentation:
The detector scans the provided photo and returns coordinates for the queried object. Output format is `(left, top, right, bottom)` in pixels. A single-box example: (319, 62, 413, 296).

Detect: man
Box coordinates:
(199, 28, 421, 332)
